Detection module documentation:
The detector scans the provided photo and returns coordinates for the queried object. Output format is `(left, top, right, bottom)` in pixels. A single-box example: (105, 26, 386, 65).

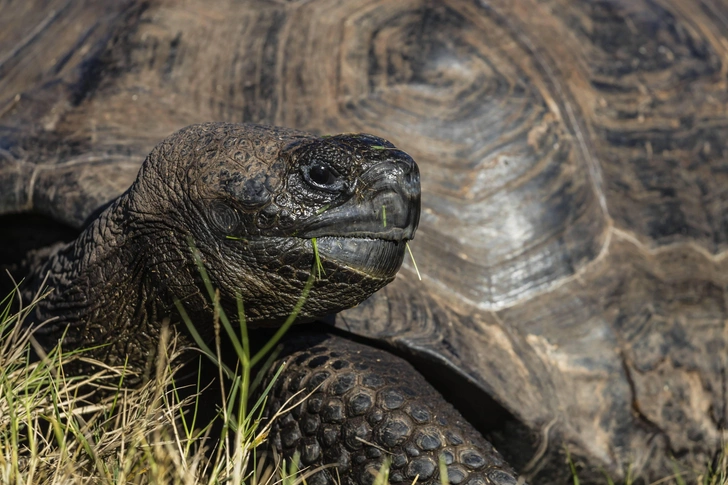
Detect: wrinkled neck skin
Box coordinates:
(25, 193, 205, 373)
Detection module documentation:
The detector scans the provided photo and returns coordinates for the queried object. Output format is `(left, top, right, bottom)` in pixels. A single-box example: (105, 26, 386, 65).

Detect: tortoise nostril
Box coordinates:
(394, 153, 417, 176)
(399, 163, 420, 198)
(405, 170, 417, 184)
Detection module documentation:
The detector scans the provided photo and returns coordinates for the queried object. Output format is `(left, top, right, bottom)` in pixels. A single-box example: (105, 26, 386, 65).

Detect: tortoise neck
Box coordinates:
(28, 195, 166, 368)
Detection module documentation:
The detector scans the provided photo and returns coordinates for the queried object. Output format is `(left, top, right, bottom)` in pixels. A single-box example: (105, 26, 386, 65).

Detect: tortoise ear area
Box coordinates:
(196, 164, 279, 211)
(207, 200, 242, 235)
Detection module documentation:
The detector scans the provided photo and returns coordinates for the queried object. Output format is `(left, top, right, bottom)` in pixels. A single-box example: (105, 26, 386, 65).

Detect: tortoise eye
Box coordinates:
(303, 162, 344, 192)
(310, 163, 336, 185)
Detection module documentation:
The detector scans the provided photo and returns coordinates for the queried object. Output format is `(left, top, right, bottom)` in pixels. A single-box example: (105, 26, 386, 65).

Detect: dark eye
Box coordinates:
(303, 162, 344, 192)
(310, 163, 336, 185)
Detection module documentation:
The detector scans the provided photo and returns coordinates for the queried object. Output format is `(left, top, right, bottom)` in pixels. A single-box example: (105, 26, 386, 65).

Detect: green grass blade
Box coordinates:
(312, 238, 325, 279)
(250, 271, 315, 367)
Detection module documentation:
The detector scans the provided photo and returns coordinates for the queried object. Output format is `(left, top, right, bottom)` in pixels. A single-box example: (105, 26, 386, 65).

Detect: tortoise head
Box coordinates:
(127, 122, 420, 326)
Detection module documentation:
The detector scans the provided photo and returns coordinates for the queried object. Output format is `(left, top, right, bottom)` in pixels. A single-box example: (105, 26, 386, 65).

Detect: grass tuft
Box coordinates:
(0, 248, 310, 484)
(566, 444, 728, 485)
(0, 284, 214, 484)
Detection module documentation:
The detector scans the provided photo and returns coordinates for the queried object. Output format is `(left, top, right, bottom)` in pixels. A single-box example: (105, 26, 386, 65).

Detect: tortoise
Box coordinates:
(3, 119, 524, 485)
(1, 0, 727, 483)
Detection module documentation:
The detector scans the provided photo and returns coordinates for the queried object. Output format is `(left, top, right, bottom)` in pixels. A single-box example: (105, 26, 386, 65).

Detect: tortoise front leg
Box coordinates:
(262, 333, 521, 485)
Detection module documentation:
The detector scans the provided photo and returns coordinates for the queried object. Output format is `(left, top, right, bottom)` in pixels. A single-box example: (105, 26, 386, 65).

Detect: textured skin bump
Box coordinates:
(263, 333, 519, 485)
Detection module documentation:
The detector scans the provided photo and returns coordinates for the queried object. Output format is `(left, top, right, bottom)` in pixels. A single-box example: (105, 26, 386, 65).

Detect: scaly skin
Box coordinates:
(265, 333, 520, 485)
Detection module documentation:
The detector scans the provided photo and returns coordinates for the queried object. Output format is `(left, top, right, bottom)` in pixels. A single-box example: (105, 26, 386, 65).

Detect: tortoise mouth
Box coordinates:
(314, 236, 406, 279)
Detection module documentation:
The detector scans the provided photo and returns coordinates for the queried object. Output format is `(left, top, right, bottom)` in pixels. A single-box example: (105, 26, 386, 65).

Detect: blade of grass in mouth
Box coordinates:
(311, 237, 325, 279)
(406, 242, 421, 281)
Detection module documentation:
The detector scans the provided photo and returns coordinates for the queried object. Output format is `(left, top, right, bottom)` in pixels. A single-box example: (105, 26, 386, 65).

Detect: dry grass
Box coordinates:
(563, 440, 728, 485)
(0, 242, 346, 485)
(0, 282, 305, 485)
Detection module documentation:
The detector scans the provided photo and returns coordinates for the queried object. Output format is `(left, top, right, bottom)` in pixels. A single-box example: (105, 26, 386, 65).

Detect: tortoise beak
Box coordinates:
(313, 237, 407, 278)
(301, 156, 421, 242)
(299, 154, 420, 279)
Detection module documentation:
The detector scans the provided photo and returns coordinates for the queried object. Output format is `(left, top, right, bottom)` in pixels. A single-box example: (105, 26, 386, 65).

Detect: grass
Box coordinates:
(311, 238, 325, 279)
(0, 270, 312, 485)
(0, 236, 340, 485)
(0, 286, 196, 484)
(563, 443, 728, 485)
